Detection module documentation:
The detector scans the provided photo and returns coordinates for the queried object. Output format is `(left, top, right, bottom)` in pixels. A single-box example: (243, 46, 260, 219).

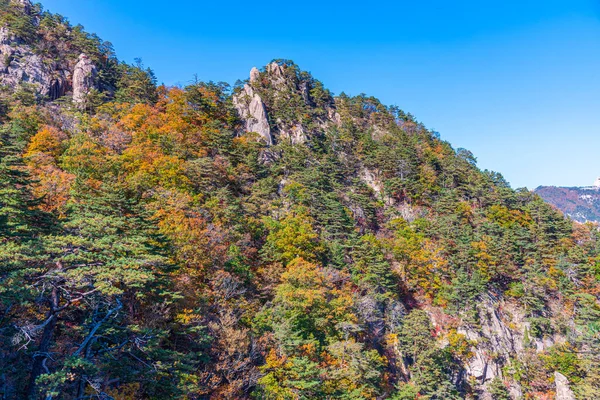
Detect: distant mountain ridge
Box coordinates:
(535, 180, 600, 223)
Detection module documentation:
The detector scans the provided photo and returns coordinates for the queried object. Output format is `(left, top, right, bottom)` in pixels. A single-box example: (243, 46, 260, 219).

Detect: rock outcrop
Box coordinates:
(0, 27, 56, 98)
(72, 54, 97, 105)
(0, 4, 103, 104)
(249, 67, 260, 83)
(457, 299, 525, 399)
(234, 62, 342, 146)
(232, 82, 272, 145)
(278, 123, 307, 145)
(554, 372, 576, 400)
(265, 62, 286, 87)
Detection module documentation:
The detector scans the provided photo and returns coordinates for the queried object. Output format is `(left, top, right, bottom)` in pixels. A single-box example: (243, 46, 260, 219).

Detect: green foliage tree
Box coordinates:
(487, 377, 511, 400)
(115, 59, 158, 104)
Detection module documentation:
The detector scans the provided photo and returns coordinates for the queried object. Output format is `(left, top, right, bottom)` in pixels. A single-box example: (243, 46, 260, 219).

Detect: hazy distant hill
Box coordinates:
(535, 184, 600, 223)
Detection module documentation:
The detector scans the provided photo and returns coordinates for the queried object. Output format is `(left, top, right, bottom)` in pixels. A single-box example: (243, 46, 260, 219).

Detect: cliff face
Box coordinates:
(0, 25, 60, 99)
(232, 75, 272, 144)
(233, 61, 340, 145)
(0, 0, 108, 103)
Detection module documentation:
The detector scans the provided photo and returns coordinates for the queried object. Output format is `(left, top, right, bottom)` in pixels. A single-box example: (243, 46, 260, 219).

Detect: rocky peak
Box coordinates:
(249, 67, 260, 83)
(72, 53, 97, 105)
(233, 61, 340, 146)
(265, 61, 286, 87)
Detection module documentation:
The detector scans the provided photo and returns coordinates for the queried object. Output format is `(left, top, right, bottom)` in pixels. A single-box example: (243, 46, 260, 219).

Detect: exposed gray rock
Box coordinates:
(458, 299, 525, 399)
(266, 62, 284, 75)
(278, 122, 306, 145)
(299, 80, 313, 106)
(233, 83, 272, 145)
(508, 384, 523, 400)
(72, 53, 97, 105)
(533, 336, 556, 352)
(360, 168, 383, 196)
(0, 27, 55, 98)
(266, 62, 286, 87)
(235, 63, 342, 146)
(554, 372, 575, 400)
(249, 67, 260, 83)
(326, 106, 342, 126)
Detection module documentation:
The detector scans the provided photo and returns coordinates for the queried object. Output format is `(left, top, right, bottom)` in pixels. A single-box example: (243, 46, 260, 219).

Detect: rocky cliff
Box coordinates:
(0, 0, 100, 103)
(72, 53, 97, 105)
(232, 71, 272, 144)
(0, 0, 158, 106)
(233, 61, 340, 145)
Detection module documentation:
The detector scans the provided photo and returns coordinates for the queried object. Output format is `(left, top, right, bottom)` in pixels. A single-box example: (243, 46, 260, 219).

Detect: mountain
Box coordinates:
(1, 1, 599, 399)
(535, 181, 600, 223)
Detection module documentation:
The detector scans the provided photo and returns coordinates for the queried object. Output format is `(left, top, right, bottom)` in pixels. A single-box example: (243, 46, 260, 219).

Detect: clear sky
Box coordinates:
(40, 0, 600, 189)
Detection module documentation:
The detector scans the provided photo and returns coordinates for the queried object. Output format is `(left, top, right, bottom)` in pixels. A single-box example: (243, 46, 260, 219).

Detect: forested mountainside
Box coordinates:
(1, 1, 600, 399)
(535, 185, 600, 223)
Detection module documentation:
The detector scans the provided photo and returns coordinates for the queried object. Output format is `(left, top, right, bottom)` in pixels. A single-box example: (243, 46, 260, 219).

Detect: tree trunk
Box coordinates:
(27, 286, 59, 400)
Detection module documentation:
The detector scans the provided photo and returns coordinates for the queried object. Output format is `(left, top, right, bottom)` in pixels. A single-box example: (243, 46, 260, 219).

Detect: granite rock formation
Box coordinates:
(72, 54, 97, 105)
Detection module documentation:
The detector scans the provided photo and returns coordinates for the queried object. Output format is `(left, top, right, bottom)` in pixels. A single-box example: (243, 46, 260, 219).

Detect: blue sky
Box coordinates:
(41, 0, 600, 189)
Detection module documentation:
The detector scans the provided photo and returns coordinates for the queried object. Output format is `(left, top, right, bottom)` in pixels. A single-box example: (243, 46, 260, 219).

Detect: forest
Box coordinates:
(1, 1, 600, 399)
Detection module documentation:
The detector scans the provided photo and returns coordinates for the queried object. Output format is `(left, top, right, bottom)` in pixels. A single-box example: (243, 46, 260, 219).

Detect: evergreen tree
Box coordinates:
(25, 179, 174, 398)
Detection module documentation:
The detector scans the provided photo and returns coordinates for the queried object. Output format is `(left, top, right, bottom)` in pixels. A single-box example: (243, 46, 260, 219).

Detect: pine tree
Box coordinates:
(0, 122, 54, 399)
(488, 377, 511, 400)
(26, 178, 174, 398)
(350, 234, 397, 299)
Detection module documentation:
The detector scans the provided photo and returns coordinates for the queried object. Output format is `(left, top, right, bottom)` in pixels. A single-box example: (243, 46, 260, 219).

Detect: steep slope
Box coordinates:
(535, 183, 600, 223)
(1, 2, 600, 400)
